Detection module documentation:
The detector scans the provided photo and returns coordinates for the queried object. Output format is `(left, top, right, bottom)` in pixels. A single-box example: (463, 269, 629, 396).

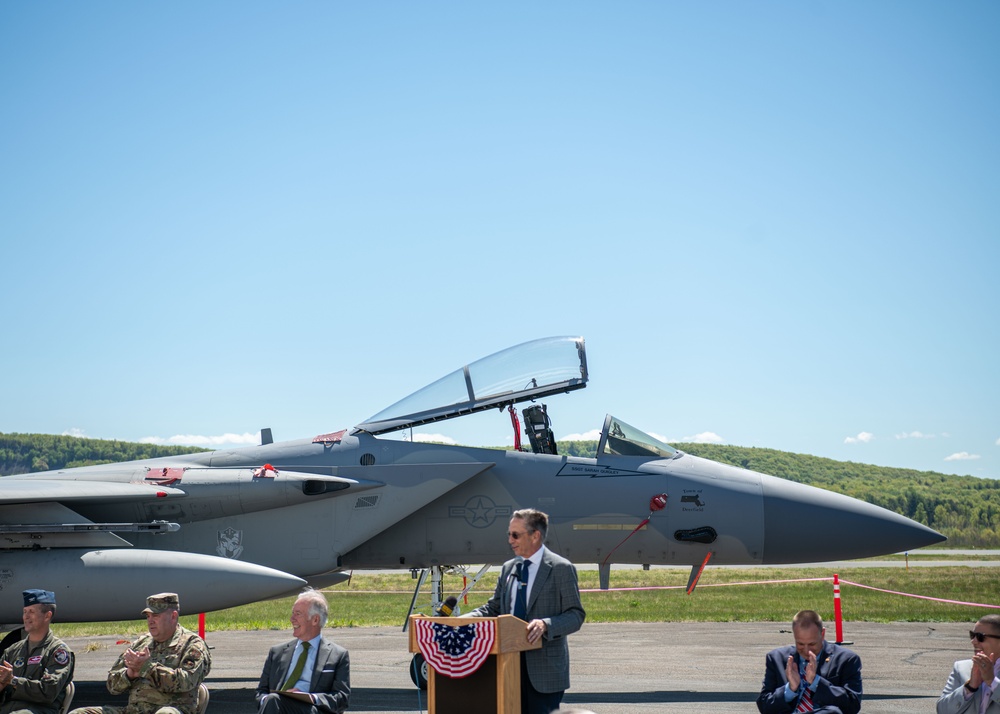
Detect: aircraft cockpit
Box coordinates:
(354, 336, 588, 440)
(352, 336, 682, 460)
(597, 415, 681, 459)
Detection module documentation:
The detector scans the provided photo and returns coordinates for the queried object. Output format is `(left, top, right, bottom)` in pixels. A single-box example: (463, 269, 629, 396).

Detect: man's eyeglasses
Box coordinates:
(507, 530, 534, 540)
(969, 631, 1000, 643)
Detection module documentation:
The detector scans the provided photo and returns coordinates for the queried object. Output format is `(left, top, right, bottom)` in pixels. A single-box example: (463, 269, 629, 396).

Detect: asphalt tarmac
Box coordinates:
(64, 621, 972, 713)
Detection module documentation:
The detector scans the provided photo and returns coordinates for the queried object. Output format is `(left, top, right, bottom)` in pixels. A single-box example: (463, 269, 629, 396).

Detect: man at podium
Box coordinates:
(468, 508, 586, 714)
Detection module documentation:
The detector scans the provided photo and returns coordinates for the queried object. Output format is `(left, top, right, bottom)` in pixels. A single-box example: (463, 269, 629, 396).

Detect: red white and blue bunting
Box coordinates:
(413, 618, 497, 678)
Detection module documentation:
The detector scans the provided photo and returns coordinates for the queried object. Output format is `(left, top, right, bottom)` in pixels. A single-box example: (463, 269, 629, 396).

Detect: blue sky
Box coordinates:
(2, 2, 997, 478)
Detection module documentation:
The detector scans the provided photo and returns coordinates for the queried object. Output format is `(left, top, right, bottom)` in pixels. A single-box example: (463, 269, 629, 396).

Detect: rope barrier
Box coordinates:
(580, 572, 1000, 641)
(580, 576, 831, 593)
(583, 576, 998, 606)
(837, 578, 1000, 610)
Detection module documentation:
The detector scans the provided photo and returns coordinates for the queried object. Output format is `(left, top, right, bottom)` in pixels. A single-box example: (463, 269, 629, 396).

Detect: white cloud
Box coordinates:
(996, 437, 1000, 446)
(895, 431, 935, 440)
(682, 431, 724, 444)
(559, 429, 603, 441)
(139, 433, 259, 447)
(57, 428, 259, 448)
(411, 433, 458, 445)
(844, 432, 875, 444)
(945, 452, 981, 462)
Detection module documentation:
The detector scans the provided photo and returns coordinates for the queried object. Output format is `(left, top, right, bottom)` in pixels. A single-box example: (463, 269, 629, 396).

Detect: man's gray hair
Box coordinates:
(298, 587, 329, 628)
(512, 508, 549, 539)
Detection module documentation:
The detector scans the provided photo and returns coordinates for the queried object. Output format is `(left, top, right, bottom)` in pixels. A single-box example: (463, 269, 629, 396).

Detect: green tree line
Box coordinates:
(4, 433, 998, 548)
(0, 432, 206, 474)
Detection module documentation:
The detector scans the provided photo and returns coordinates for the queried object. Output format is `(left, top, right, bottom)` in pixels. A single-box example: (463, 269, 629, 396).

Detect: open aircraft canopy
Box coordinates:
(354, 336, 588, 435)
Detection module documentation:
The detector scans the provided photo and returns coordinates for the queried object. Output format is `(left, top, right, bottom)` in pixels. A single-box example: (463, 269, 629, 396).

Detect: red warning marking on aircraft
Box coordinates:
(145, 467, 184, 485)
(253, 464, 278, 478)
(313, 430, 346, 444)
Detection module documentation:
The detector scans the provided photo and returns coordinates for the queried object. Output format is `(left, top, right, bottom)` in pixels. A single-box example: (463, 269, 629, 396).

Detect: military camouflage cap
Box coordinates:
(141, 592, 180, 615)
(23, 589, 56, 607)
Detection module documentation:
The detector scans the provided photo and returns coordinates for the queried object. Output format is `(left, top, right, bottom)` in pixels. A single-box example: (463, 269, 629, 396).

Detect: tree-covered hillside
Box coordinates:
(0, 433, 207, 474)
(3, 433, 997, 547)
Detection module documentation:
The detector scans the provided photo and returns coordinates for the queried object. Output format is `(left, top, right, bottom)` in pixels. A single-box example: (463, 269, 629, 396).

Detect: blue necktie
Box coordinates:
(514, 560, 530, 619)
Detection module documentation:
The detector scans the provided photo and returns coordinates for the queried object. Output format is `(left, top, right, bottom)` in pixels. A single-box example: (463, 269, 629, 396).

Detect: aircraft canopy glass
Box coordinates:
(597, 415, 679, 458)
(356, 336, 588, 435)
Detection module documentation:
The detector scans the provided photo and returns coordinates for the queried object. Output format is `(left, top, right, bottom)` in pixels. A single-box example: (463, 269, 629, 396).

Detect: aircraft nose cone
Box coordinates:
(759, 475, 945, 563)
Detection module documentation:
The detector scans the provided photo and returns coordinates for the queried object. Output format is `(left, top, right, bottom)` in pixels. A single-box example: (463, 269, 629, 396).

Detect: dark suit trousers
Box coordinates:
(258, 692, 321, 714)
(520, 655, 564, 714)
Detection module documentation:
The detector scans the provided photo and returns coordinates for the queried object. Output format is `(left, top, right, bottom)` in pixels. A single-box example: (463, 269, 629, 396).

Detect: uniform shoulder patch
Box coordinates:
(54, 648, 70, 666)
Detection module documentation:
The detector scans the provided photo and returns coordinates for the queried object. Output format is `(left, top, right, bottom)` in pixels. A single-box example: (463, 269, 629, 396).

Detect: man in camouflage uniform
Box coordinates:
(0, 589, 75, 714)
(71, 593, 210, 714)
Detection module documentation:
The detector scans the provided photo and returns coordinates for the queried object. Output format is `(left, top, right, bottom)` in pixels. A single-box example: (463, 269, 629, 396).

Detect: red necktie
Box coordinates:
(795, 686, 814, 712)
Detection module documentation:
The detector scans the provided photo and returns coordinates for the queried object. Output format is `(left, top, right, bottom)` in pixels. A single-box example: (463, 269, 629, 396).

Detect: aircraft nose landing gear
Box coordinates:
(409, 652, 429, 690)
(403, 563, 493, 690)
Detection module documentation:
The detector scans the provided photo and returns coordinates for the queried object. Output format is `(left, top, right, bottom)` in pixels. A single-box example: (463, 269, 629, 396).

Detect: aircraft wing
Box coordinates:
(308, 462, 498, 558)
(0, 479, 189, 547)
(0, 463, 396, 550)
(0, 479, 186, 504)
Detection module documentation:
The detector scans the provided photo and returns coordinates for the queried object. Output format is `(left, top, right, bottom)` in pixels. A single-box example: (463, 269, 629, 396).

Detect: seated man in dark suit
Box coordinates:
(255, 588, 349, 714)
(757, 610, 862, 714)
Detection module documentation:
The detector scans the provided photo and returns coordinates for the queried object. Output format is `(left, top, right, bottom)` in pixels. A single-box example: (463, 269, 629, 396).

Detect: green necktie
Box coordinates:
(281, 641, 311, 691)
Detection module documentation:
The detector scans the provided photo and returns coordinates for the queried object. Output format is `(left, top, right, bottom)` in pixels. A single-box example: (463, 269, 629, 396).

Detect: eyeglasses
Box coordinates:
(969, 631, 1000, 642)
(507, 530, 534, 540)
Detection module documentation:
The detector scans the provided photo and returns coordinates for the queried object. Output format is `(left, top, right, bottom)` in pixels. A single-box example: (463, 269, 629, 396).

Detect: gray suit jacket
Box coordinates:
(255, 636, 350, 714)
(938, 660, 1000, 714)
(470, 546, 586, 694)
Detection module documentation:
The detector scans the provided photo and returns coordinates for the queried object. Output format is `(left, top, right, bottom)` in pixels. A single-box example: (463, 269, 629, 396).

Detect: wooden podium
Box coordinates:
(408, 614, 541, 714)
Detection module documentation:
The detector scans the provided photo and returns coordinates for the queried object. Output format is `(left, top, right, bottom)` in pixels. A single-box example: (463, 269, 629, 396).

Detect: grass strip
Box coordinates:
(51, 566, 1000, 637)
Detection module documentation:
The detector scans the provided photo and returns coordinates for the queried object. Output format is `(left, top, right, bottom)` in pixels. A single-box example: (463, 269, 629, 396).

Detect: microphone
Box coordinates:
(435, 596, 458, 617)
(510, 556, 525, 584)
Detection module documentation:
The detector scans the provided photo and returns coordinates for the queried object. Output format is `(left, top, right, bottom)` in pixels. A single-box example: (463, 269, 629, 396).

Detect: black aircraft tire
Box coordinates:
(409, 652, 429, 690)
(0, 628, 23, 652)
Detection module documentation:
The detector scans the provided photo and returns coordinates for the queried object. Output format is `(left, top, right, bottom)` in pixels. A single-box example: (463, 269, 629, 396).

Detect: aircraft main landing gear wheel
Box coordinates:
(409, 652, 429, 690)
(0, 628, 23, 652)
